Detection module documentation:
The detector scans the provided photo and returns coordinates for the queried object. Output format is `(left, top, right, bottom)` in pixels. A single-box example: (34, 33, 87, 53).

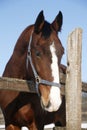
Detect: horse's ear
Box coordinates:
(34, 10, 45, 33)
(52, 11, 63, 33)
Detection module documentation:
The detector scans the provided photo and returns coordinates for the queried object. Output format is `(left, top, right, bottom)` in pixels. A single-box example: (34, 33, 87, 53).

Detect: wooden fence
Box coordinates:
(0, 28, 87, 130)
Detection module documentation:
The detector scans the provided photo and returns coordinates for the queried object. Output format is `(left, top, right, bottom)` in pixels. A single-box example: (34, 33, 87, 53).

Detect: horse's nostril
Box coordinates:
(41, 100, 51, 109)
(45, 101, 51, 108)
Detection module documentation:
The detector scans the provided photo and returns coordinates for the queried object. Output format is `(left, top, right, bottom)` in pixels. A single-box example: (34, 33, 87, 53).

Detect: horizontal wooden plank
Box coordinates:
(54, 127, 87, 130)
(0, 72, 87, 93)
(82, 82, 87, 92)
(0, 76, 36, 93)
(54, 127, 66, 130)
(0, 127, 86, 130)
(0, 127, 87, 130)
(45, 127, 87, 130)
(82, 92, 87, 122)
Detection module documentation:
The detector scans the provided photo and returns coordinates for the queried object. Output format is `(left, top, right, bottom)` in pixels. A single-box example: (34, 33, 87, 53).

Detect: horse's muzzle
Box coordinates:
(40, 86, 62, 112)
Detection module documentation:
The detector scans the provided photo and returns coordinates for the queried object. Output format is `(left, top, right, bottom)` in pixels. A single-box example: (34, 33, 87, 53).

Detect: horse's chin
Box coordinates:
(41, 101, 61, 112)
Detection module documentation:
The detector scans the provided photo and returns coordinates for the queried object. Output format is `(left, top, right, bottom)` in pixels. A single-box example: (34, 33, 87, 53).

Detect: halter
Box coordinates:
(26, 32, 61, 94)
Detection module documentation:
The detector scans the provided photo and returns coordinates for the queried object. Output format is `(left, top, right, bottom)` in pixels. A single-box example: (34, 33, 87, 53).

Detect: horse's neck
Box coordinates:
(1, 50, 34, 108)
(1, 44, 30, 109)
(3, 44, 34, 80)
(3, 52, 26, 78)
(3, 26, 34, 79)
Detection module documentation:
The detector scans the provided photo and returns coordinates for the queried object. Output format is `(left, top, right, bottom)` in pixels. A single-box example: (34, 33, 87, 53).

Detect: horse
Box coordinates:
(0, 10, 66, 130)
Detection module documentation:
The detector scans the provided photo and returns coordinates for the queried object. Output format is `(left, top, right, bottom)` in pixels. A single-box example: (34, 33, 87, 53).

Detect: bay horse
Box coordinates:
(0, 10, 66, 130)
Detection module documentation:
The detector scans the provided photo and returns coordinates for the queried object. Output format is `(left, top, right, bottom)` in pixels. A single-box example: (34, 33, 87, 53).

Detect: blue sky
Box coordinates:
(0, 0, 87, 82)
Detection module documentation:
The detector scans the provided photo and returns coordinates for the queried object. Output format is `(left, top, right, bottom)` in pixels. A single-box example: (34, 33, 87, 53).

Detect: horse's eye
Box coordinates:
(35, 51, 41, 57)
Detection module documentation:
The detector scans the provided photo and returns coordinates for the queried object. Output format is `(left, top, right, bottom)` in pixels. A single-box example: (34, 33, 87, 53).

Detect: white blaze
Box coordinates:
(50, 42, 59, 83)
(45, 42, 62, 112)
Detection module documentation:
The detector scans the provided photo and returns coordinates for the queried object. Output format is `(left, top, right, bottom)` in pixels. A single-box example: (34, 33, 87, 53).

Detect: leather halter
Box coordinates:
(26, 32, 60, 94)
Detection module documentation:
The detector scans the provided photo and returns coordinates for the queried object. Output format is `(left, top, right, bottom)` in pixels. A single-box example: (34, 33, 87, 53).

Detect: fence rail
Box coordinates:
(0, 72, 87, 93)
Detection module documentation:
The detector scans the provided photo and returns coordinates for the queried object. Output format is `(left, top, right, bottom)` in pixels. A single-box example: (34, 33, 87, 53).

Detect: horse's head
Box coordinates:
(27, 11, 64, 112)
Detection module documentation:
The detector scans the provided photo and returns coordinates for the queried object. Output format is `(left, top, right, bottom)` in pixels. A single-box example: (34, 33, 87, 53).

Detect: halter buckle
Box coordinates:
(35, 76, 41, 83)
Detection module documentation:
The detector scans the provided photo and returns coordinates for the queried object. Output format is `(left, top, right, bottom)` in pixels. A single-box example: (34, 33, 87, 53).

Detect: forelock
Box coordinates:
(41, 21, 52, 39)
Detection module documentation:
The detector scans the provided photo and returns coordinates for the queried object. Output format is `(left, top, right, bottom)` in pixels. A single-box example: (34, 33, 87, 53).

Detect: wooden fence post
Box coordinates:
(66, 28, 82, 130)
